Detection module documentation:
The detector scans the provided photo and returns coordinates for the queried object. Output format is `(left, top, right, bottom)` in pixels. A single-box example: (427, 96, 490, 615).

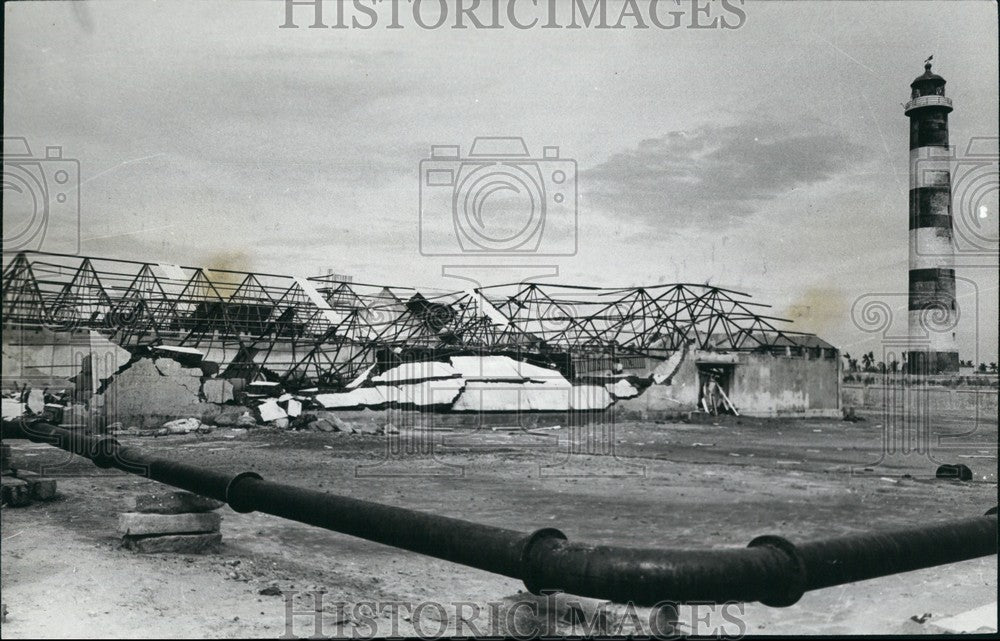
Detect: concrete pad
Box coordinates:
(118, 512, 222, 536)
(122, 532, 222, 554)
(134, 491, 225, 514)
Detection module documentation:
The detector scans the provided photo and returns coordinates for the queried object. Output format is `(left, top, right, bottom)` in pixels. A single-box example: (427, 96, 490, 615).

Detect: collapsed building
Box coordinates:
(1, 251, 841, 425)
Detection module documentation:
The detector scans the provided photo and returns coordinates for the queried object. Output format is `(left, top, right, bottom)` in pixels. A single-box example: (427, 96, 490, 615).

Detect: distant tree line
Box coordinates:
(842, 352, 997, 374)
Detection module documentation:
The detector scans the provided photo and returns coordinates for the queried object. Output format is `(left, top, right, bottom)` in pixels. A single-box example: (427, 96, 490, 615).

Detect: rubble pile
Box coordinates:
(4, 349, 680, 438)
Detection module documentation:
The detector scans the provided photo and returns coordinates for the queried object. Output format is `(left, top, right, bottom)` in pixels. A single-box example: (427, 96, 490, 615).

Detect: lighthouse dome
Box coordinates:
(911, 62, 946, 88)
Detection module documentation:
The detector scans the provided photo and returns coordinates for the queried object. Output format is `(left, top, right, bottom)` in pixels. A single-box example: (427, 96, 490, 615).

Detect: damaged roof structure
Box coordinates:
(2, 251, 841, 417)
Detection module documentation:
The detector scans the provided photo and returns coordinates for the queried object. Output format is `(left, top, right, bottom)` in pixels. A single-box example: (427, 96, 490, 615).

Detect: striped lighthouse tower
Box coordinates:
(905, 58, 959, 374)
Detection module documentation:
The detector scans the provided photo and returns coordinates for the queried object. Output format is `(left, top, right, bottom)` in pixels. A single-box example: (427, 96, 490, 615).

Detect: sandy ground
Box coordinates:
(1, 409, 996, 637)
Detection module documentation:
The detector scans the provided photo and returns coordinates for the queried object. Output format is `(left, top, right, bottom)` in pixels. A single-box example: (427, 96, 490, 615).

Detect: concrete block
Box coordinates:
(258, 400, 287, 422)
(14, 470, 58, 501)
(202, 378, 234, 404)
(134, 491, 225, 514)
(123, 532, 222, 554)
(1, 477, 32, 507)
(26, 389, 45, 414)
(2, 399, 25, 419)
(118, 511, 222, 536)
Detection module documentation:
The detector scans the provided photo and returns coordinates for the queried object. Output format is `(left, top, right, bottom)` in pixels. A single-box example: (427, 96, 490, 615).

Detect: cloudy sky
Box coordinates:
(4, 0, 998, 361)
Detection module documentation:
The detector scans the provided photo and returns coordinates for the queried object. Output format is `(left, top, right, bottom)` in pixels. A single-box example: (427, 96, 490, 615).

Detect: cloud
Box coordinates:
(581, 120, 868, 227)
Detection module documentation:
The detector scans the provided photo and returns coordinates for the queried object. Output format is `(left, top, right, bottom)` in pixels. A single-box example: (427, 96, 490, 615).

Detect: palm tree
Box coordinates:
(862, 351, 874, 372)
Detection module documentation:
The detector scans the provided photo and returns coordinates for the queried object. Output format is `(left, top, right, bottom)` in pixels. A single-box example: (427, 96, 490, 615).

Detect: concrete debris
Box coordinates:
(289, 413, 317, 430)
(119, 512, 222, 536)
(345, 364, 376, 389)
(513, 360, 570, 385)
(1, 398, 24, 419)
(373, 361, 460, 384)
(285, 398, 302, 418)
(151, 344, 205, 364)
(160, 417, 202, 435)
(202, 378, 235, 404)
(246, 381, 282, 395)
(135, 491, 225, 514)
(101, 357, 217, 429)
(123, 532, 222, 554)
(606, 379, 641, 399)
(235, 413, 258, 428)
(651, 343, 688, 385)
(26, 388, 45, 414)
(272, 417, 290, 429)
(313, 418, 340, 432)
(393, 378, 465, 407)
(570, 385, 614, 410)
(257, 399, 287, 422)
(450, 381, 587, 412)
(315, 387, 386, 410)
(449, 355, 530, 381)
(210, 405, 250, 427)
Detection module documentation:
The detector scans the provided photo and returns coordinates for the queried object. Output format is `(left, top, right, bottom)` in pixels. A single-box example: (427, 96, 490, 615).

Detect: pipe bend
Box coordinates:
(521, 536, 803, 607)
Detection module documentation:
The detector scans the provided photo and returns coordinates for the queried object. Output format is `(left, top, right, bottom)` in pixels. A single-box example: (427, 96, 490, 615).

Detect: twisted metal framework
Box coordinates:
(477, 282, 824, 356)
(2, 252, 831, 387)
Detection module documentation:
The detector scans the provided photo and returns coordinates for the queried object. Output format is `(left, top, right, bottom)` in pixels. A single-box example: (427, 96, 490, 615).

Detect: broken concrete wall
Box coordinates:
(2, 326, 130, 396)
(100, 357, 220, 429)
(614, 355, 700, 419)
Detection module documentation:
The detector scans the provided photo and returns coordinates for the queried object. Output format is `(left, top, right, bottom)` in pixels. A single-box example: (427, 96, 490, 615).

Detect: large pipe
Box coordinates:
(4, 419, 996, 607)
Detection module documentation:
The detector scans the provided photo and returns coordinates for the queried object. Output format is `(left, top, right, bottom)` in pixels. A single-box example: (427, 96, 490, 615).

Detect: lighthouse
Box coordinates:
(905, 59, 959, 374)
